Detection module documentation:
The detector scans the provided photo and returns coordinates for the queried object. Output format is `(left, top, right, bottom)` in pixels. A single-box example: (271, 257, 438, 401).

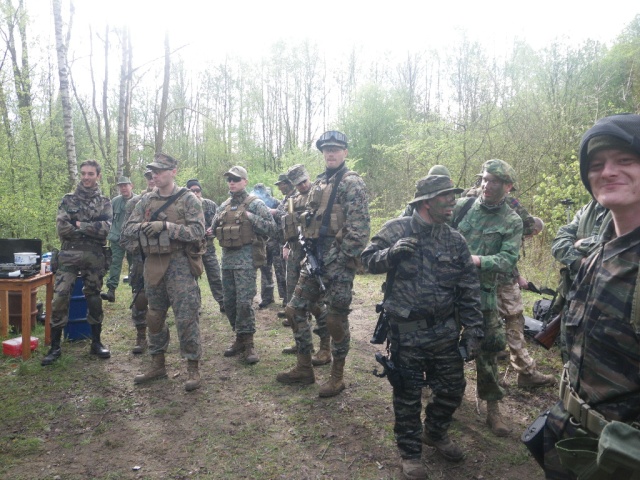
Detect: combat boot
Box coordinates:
(100, 288, 116, 302)
(281, 344, 298, 354)
(486, 400, 511, 437)
(185, 360, 201, 392)
(318, 358, 345, 397)
(517, 371, 556, 388)
(134, 353, 167, 384)
(422, 432, 464, 462)
(258, 287, 274, 309)
(401, 457, 426, 480)
(281, 317, 291, 327)
(276, 353, 315, 385)
(277, 310, 286, 319)
(223, 335, 244, 357)
(311, 336, 331, 366)
(90, 324, 111, 359)
(41, 327, 63, 366)
(131, 325, 147, 354)
(242, 334, 260, 364)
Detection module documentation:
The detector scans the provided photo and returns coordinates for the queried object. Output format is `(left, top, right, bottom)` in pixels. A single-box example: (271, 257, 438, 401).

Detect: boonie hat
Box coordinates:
(287, 164, 310, 185)
(117, 176, 132, 185)
(481, 159, 518, 190)
(223, 166, 248, 180)
(408, 175, 464, 205)
(316, 130, 348, 151)
(274, 173, 291, 185)
(147, 152, 178, 170)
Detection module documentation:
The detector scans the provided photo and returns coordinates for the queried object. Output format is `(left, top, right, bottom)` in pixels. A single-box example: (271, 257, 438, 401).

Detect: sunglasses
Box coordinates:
(190, 188, 201, 193)
(226, 176, 242, 183)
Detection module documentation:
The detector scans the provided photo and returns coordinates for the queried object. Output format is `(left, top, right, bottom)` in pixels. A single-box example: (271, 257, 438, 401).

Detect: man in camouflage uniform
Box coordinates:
(276, 131, 370, 398)
(543, 114, 640, 479)
(362, 175, 484, 480)
(101, 176, 135, 303)
(123, 153, 205, 392)
(187, 178, 225, 313)
(452, 159, 523, 436)
(401, 164, 451, 217)
(42, 160, 113, 366)
(120, 169, 155, 354)
(279, 164, 330, 364)
(214, 167, 277, 364)
(273, 173, 296, 319)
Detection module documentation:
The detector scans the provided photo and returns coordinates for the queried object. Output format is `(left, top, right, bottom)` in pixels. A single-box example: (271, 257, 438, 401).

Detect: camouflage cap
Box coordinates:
(274, 173, 292, 185)
(116, 176, 132, 185)
(143, 169, 153, 179)
(286, 164, 310, 185)
(147, 152, 178, 170)
(408, 175, 464, 205)
(223, 166, 248, 180)
(427, 165, 451, 177)
(481, 159, 517, 190)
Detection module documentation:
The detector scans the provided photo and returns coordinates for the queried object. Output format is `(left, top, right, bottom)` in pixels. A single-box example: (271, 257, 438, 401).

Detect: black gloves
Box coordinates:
(388, 237, 418, 264)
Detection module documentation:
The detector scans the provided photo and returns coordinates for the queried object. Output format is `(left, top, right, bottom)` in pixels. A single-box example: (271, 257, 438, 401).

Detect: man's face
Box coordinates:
(322, 146, 347, 170)
(425, 192, 456, 224)
(481, 172, 512, 205)
(118, 183, 133, 198)
(145, 177, 155, 190)
(189, 185, 203, 200)
(277, 183, 292, 195)
(227, 175, 248, 193)
(80, 165, 100, 189)
(588, 148, 640, 212)
(295, 179, 312, 194)
(151, 168, 176, 189)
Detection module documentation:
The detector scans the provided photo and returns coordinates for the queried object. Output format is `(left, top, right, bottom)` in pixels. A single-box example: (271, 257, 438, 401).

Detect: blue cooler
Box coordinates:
(64, 277, 91, 341)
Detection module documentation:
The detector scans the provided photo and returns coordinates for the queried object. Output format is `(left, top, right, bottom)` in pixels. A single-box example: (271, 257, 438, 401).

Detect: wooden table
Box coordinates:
(0, 272, 54, 360)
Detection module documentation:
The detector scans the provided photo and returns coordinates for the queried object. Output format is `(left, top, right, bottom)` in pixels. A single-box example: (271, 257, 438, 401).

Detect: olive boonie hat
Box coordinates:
(428, 165, 451, 177)
(223, 165, 248, 180)
(147, 152, 178, 170)
(287, 164, 310, 185)
(274, 173, 292, 185)
(409, 175, 464, 205)
(481, 159, 518, 190)
(316, 130, 348, 151)
(116, 176, 132, 185)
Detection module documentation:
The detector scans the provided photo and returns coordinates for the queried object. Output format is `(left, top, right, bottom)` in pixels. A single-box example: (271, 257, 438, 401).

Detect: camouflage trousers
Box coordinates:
(145, 253, 201, 360)
(475, 308, 506, 401)
(391, 340, 465, 459)
(129, 253, 147, 328)
(51, 248, 106, 329)
(498, 282, 536, 375)
(106, 241, 131, 290)
(287, 258, 354, 358)
(222, 267, 257, 334)
(272, 243, 286, 301)
(202, 241, 224, 304)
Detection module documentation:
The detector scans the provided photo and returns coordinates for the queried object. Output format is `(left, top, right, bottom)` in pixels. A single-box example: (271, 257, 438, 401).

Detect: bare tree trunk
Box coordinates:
(155, 31, 170, 153)
(116, 26, 129, 182)
(52, 0, 77, 184)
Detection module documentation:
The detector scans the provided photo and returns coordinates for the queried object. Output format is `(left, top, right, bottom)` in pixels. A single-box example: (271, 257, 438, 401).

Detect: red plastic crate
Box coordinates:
(2, 336, 39, 357)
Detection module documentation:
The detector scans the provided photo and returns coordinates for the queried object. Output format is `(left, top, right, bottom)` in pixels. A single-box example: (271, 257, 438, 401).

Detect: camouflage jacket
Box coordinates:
(362, 211, 483, 345)
(551, 200, 611, 279)
(121, 185, 205, 249)
(119, 193, 144, 253)
(213, 189, 277, 269)
(201, 198, 218, 246)
(56, 183, 112, 248)
(564, 222, 640, 423)
(452, 197, 523, 311)
(107, 194, 134, 242)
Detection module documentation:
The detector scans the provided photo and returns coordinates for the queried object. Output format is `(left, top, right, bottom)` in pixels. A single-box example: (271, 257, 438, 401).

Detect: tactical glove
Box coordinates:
(141, 221, 166, 237)
(388, 237, 418, 264)
(460, 326, 484, 361)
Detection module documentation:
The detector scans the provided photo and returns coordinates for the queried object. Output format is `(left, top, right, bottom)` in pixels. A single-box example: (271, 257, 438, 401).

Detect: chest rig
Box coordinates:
(299, 172, 355, 239)
(215, 195, 258, 248)
(139, 190, 187, 255)
(282, 192, 309, 241)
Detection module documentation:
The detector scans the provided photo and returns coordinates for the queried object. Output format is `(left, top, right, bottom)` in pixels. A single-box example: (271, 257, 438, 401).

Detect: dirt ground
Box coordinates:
(1, 274, 559, 480)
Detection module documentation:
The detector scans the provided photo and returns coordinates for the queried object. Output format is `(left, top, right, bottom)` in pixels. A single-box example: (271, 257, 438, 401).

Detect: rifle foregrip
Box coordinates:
(534, 314, 561, 350)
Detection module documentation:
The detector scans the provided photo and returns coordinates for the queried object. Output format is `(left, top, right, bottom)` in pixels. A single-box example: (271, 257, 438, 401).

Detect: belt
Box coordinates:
(62, 241, 104, 251)
(559, 367, 609, 436)
(391, 317, 436, 335)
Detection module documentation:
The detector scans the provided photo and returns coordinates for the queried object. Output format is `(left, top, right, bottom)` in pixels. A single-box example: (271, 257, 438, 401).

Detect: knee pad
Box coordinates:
(134, 290, 148, 311)
(326, 314, 347, 343)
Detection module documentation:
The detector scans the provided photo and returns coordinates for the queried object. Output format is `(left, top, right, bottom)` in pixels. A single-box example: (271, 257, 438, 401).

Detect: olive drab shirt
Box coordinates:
(107, 194, 133, 243)
(361, 210, 483, 346)
(56, 183, 112, 248)
(452, 197, 523, 311)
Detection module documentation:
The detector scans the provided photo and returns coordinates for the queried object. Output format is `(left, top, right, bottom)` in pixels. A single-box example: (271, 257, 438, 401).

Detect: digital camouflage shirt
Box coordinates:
(56, 183, 112, 247)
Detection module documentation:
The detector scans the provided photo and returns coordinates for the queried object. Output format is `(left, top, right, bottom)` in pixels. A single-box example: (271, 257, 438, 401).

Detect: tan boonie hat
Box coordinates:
(147, 152, 178, 170)
(408, 175, 464, 205)
(116, 176, 132, 185)
(223, 165, 248, 180)
(274, 173, 291, 185)
(286, 164, 310, 185)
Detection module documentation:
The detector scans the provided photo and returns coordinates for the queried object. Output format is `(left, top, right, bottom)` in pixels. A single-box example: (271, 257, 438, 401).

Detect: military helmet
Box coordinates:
(428, 165, 451, 177)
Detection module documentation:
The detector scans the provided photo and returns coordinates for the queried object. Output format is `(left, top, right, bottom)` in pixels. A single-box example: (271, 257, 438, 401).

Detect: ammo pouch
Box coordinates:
(521, 410, 549, 469)
(50, 248, 59, 274)
(140, 230, 171, 255)
(103, 246, 112, 272)
(282, 212, 299, 242)
(556, 422, 640, 480)
(215, 195, 258, 248)
(186, 240, 206, 278)
(252, 236, 267, 268)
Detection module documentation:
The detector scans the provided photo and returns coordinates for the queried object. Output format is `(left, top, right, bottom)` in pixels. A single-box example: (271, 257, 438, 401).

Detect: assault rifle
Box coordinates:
(534, 313, 561, 350)
(373, 352, 429, 390)
(298, 228, 326, 293)
(370, 302, 389, 344)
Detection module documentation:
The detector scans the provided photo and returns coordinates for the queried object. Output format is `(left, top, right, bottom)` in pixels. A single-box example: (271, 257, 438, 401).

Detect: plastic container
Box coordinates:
(64, 276, 91, 340)
(2, 336, 39, 357)
(64, 318, 92, 341)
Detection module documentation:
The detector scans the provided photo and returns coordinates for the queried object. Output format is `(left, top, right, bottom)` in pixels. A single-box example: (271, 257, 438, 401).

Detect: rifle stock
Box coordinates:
(534, 313, 561, 350)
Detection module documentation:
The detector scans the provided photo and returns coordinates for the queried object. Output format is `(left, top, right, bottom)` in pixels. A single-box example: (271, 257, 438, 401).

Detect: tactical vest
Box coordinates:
(282, 192, 309, 241)
(215, 195, 259, 248)
(299, 172, 356, 239)
(139, 192, 188, 255)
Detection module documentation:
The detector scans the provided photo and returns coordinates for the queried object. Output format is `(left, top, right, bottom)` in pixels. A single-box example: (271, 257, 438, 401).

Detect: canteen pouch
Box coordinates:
(186, 240, 206, 278)
(597, 421, 640, 477)
(252, 236, 267, 268)
(521, 410, 549, 469)
(50, 248, 59, 273)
